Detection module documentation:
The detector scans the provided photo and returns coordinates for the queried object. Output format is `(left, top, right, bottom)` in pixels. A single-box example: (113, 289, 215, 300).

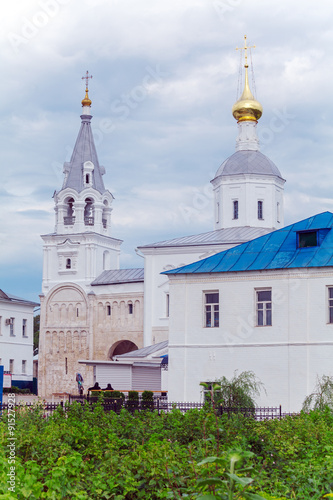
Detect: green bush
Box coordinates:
(128, 390, 139, 400)
(1, 402, 333, 498)
(141, 390, 154, 400)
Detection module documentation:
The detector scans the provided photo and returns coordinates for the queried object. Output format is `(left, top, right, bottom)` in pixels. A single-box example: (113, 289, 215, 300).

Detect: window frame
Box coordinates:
(9, 318, 15, 337)
(328, 286, 333, 324)
(257, 200, 263, 220)
(204, 291, 219, 328)
(233, 200, 239, 220)
(255, 288, 272, 327)
(22, 319, 27, 337)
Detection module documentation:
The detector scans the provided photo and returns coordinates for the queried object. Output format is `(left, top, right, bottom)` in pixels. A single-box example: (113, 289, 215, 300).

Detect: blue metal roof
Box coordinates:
(163, 212, 333, 275)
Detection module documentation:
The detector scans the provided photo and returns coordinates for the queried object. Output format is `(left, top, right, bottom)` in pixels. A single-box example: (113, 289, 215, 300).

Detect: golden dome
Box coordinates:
(81, 88, 92, 107)
(232, 66, 262, 122)
(232, 36, 262, 122)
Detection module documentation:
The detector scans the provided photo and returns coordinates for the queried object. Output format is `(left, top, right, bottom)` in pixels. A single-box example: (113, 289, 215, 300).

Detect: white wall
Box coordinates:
(167, 268, 333, 411)
(141, 243, 237, 346)
(213, 174, 284, 230)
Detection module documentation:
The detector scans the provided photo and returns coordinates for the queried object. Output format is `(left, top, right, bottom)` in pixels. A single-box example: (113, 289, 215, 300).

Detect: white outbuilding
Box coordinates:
(0, 289, 38, 391)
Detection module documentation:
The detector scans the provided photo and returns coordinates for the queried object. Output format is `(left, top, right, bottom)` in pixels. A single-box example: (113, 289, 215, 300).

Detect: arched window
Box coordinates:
(106, 305, 111, 316)
(84, 198, 94, 225)
(64, 197, 75, 225)
(258, 201, 263, 220)
(233, 200, 239, 220)
(102, 200, 108, 229)
(85, 173, 90, 184)
(103, 251, 110, 270)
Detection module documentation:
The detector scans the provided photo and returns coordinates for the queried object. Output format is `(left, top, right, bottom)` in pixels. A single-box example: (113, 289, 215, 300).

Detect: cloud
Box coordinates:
(2, 0, 333, 301)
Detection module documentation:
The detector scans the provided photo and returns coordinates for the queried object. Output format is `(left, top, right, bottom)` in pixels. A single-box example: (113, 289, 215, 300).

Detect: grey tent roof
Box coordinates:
(214, 150, 284, 179)
(138, 226, 273, 249)
(61, 114, 106, 194)
(91, 268, 144, 286)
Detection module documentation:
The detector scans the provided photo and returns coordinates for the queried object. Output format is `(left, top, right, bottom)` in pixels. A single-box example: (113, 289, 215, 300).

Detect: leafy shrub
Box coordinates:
(202, 370, 265, 409)
(303, 375, 333, 412)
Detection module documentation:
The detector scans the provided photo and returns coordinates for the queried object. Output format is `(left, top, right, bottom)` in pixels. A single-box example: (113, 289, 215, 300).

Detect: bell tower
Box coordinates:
(41, 72, 122, 295)
(211, 36, 285, 231)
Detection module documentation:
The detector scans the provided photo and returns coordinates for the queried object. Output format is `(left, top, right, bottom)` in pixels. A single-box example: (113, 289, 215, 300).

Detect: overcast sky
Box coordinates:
(1, 0, 333, 302)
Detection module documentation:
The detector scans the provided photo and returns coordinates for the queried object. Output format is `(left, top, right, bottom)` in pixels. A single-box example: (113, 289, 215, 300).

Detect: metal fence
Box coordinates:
(0, 399, 297, 420)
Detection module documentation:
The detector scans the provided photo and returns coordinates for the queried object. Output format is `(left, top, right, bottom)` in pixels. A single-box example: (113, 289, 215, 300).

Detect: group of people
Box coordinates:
(76, 373, 114, 395)
(88, 382, 114, 392)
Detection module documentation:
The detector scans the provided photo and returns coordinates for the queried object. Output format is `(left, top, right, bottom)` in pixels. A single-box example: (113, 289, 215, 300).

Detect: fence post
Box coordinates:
(279, 405, 282, 419)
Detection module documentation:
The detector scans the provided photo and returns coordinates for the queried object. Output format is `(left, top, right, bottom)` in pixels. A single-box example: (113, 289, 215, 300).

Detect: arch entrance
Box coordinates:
(108, 340, 138, 359)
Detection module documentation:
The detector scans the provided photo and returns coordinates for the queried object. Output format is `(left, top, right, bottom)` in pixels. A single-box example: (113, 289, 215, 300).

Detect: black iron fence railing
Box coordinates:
(0, 399, 299, 420)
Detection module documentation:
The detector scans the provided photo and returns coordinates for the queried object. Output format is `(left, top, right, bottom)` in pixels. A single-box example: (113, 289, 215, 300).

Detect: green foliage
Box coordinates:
(0, 401, 333, 498)
(302, 375, 333, 412)
(111, 391, 125, 399)
(142, 390, 154, 400)
(201, 371, 265, 408)
(128, 391, 139, 400)
(3, 386, 31, 394)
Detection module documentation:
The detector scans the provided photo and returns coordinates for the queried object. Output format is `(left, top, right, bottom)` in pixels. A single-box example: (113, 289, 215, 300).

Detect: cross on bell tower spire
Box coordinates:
(81, 70, 93, 108)
(236, 34, 256, 69)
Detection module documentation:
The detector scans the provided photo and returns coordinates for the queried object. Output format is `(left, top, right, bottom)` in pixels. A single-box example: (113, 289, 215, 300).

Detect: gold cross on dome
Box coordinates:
(236, 35, 256, 68)
(82, 70, 93, 89)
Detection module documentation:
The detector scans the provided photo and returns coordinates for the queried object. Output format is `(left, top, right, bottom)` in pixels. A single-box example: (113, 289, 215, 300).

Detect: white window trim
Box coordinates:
(203, 290, 219, 328)
(255, 288, 272, 327)
(327, 286, 333, 324)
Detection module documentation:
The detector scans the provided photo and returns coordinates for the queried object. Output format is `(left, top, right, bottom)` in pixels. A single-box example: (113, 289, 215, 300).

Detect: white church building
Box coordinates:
(38, 40, 333, 410)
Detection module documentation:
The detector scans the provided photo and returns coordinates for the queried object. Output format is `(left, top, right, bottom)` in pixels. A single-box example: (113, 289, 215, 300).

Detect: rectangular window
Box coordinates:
(233, 200, 239, 220)
(22, 319, 27, 337)
(128, 303, 133, 314)
(328, 287, 333, 324)
(9, 359, 14, 374)
(258, 200, 263, 220)
(22, 360, 26, 374)
(9, 318, 14, 336)
(256, 289, 272, 326)
(204, 292, 219, 328)
(166, 293, 170, 318)
(298, 231, 317, 248)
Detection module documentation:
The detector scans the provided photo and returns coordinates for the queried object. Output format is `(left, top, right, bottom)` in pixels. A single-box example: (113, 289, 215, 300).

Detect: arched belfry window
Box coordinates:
(84, 198, 94, 226)
(102, 200, 108, 229)
(64, 197, 75, 225)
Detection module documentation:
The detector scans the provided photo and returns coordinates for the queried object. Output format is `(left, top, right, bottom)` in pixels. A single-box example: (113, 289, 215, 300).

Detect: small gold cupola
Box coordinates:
(81, 70, 93, 107)
(232, 36, 262, 122)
